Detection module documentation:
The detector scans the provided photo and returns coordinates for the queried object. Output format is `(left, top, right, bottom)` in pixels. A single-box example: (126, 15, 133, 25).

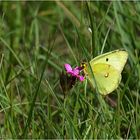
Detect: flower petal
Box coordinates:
(79, 76, 84, 81)
(72, 67, 80, 75)
(64, 64, 72, 72)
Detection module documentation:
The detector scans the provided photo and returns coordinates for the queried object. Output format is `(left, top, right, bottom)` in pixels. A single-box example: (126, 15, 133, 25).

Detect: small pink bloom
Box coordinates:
(79, 76, 84, 81)
(64, 63, 84, 82)
(72, 67, 80, 75)
(64, 64, 72, 73)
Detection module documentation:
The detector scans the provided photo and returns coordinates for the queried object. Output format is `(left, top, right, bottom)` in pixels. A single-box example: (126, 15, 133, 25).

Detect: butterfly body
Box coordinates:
(84, 50, 128, 95)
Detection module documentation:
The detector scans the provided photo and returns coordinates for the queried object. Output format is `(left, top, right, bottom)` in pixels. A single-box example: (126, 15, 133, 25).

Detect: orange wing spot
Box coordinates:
(104, 73, 109, 78)
(104, 65, 111, 78)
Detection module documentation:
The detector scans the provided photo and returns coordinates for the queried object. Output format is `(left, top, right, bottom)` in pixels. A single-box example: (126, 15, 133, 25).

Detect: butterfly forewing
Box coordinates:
(90, 50, 128, 72)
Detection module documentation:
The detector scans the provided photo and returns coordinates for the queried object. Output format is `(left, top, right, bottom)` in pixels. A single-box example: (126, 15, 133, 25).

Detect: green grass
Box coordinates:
(0, 1, 140, 139)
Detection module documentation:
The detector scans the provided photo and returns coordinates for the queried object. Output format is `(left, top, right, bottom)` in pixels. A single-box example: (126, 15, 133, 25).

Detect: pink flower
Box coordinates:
(64, 63, 84, 81)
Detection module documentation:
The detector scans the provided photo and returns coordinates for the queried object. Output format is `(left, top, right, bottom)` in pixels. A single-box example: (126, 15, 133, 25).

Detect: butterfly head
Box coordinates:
(81, 62, 88, 76)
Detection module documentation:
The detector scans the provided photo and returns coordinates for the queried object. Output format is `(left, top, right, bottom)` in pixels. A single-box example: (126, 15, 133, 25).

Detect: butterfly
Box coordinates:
(83, 50, 128, 95)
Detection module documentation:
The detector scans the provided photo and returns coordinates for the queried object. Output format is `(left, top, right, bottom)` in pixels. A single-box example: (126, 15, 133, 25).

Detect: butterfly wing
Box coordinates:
(87, 63, 121, 95)
(84, 50, 128, 95)
(90, 50, 128, 72)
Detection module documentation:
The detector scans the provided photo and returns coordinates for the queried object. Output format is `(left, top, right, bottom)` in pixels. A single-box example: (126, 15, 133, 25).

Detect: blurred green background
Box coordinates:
(0, 1, 140, 139)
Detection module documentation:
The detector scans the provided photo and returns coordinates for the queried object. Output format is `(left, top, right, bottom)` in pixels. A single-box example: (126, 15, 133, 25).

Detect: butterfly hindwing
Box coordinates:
(87, 63, 121, 95)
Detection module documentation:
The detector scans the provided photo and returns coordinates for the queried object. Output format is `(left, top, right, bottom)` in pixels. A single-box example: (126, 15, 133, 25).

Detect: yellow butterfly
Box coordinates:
(83, 50, 128, 95)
